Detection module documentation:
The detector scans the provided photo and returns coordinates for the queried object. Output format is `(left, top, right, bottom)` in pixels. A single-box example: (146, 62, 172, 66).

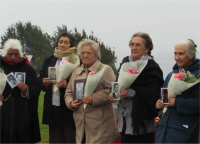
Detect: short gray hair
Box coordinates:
(175, 39, 197, 60)
(77, 39, 101, 59)
(2, 39, 23, 57)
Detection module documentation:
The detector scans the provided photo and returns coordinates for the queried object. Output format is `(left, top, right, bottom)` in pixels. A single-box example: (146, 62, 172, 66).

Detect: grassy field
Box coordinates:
(37, 91, 49, 143)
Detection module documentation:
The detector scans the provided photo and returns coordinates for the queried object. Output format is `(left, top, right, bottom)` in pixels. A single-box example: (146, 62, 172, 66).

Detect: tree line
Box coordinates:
(0, 21, 117, 75)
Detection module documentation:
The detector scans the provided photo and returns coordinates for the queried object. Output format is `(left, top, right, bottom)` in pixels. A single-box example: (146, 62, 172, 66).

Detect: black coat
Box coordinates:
(38, 55, 75, 127)
(0, 57, 41, 143)
(117, 56, 164, 134)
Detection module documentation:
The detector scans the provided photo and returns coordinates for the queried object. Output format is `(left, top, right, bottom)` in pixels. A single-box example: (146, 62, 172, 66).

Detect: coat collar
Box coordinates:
(76, 60, 102, 75)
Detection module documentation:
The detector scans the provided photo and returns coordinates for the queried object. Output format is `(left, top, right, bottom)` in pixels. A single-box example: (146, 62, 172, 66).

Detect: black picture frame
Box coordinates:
(74, 79, 86, 101)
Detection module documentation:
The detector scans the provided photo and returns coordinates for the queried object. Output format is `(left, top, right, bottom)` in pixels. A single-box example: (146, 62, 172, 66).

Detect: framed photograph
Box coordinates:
(111, 82, 120, 100)
(48, 67, 57, 81)
(15, 72, 26, 83)
(6, 73, 18, 89)
(161, 88, 169, 104)
(74, 79, 86, 101)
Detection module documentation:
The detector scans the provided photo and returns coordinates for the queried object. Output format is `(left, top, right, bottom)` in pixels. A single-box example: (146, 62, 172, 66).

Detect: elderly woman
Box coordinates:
(0, 39, 41, 143)
(156, 39, 200, 143)
(109, 32, 164, 143)
(65, 39, 119, 143)
(38, 32, 78, 143)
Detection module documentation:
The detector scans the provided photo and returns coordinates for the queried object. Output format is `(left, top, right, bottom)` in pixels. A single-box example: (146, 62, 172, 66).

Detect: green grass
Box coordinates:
(37, 91, 49, 143)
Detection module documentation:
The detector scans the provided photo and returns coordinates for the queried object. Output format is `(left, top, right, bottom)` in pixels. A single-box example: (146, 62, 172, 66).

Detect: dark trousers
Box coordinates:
(121, 117, 154, 143)
(49, 125, 76, 143)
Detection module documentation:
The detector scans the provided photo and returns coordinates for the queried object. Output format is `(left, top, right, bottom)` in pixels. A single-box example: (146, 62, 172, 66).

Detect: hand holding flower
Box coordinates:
(82, 96, 93, 105)
(165, 98, 176, 107)
(118, 89, 128, 99)
(56, 80, 68, 88)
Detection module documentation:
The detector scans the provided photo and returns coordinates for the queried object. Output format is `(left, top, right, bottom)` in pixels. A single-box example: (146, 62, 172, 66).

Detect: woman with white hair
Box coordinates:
(156, 39, 200, 143)
(0, 39, 41, 143)
(65, 39, 119, 143)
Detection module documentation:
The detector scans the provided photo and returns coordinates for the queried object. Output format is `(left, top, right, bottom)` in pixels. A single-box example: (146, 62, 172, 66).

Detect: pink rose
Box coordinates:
(132, 69, 139, 74)
(127, 68, 132, 73)
(63, 59, 69, 63)
(174, 72, 185, 80)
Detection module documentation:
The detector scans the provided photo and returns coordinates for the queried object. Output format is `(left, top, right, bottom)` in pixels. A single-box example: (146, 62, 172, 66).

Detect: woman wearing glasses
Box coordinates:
(109, 32, 164, 143)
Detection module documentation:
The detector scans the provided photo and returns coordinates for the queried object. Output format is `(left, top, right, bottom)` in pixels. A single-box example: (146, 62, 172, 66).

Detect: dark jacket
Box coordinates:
(38, 55, 75, 127)
(0, 56, 41, 143)
(117, 56, 164, 134)
(156, 59, 200, 143)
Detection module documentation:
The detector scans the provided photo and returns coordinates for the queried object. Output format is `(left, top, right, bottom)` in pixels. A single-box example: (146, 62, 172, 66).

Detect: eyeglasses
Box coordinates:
(129, 43, 144, 48)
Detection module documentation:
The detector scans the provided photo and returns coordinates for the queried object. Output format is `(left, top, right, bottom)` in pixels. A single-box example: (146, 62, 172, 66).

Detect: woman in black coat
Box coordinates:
(0, 39, 41, 143)
(38, 32, 78, 143)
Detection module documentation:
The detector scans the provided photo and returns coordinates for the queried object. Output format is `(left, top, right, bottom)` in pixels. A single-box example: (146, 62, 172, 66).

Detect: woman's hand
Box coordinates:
(165, 98, 175, 107)
(156, 99, 164, 109)
(43, 78, 52, 88)
(57, 80, 68, 88)
(82, 96, 93, 105)
(118, 89, 128, 99)
(17, 82, 28, 94)
(70, 100, 82, 109)
(108, 93, 116, 102)
(0, 94, 3, 101)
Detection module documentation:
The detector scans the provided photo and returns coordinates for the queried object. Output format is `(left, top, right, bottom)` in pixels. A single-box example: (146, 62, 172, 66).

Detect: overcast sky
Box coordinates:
(0, 0, 199, 78)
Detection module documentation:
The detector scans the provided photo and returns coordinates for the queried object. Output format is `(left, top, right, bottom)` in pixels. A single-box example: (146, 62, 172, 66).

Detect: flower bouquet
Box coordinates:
(0, 68, 7, 107)
(83, 64, 106, 109)
(54, 51, 80, 92)
(162, 69, 200, 115)
(117, 60, 148, 91)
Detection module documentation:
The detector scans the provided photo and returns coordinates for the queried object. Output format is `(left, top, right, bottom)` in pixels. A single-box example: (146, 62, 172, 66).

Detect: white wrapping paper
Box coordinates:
(162, 73, 200, 115)
(117, 60, 148, 91)
(54, 55, 80, 92)
(0, 71, 7, 107)
(83, 65, 106, 109)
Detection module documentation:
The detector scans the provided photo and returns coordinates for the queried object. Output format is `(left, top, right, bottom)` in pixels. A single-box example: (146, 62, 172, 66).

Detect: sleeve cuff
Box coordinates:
(127, 88, 136, 98)
(21, 87, 29, 99)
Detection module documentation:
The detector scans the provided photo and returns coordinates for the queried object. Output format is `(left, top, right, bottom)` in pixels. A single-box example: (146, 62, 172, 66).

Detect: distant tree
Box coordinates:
(1, 21, 54, 74)
(52, 25, 117, 75)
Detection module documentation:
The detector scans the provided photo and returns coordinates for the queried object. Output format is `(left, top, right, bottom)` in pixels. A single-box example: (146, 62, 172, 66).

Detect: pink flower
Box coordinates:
(132, 69, 139, 74)
(174, 72, 185, 80)
(63, 59, 69, 63)
(89, 71, 97, 76)
(127, 68, 139, 74)
(127, 68, 132, 73)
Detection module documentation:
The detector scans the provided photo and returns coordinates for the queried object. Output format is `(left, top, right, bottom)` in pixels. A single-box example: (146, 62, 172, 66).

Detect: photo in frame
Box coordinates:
(48, 67, 57, 81)
(111, 82, 120, 100)
(74, 79, 86, 101)
(161, 88, 169, 104)
(15, 72, 26, 83)
(6, 73, 18, 89)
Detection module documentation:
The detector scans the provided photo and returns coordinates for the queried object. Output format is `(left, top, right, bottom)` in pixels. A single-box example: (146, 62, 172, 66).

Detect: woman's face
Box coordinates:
(174, 44, 193, 68)
(130, 37, 149, 61)
(80, 45, 98, 69)
(57, 36, 71, 51)
(6, 49, 21, 61)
